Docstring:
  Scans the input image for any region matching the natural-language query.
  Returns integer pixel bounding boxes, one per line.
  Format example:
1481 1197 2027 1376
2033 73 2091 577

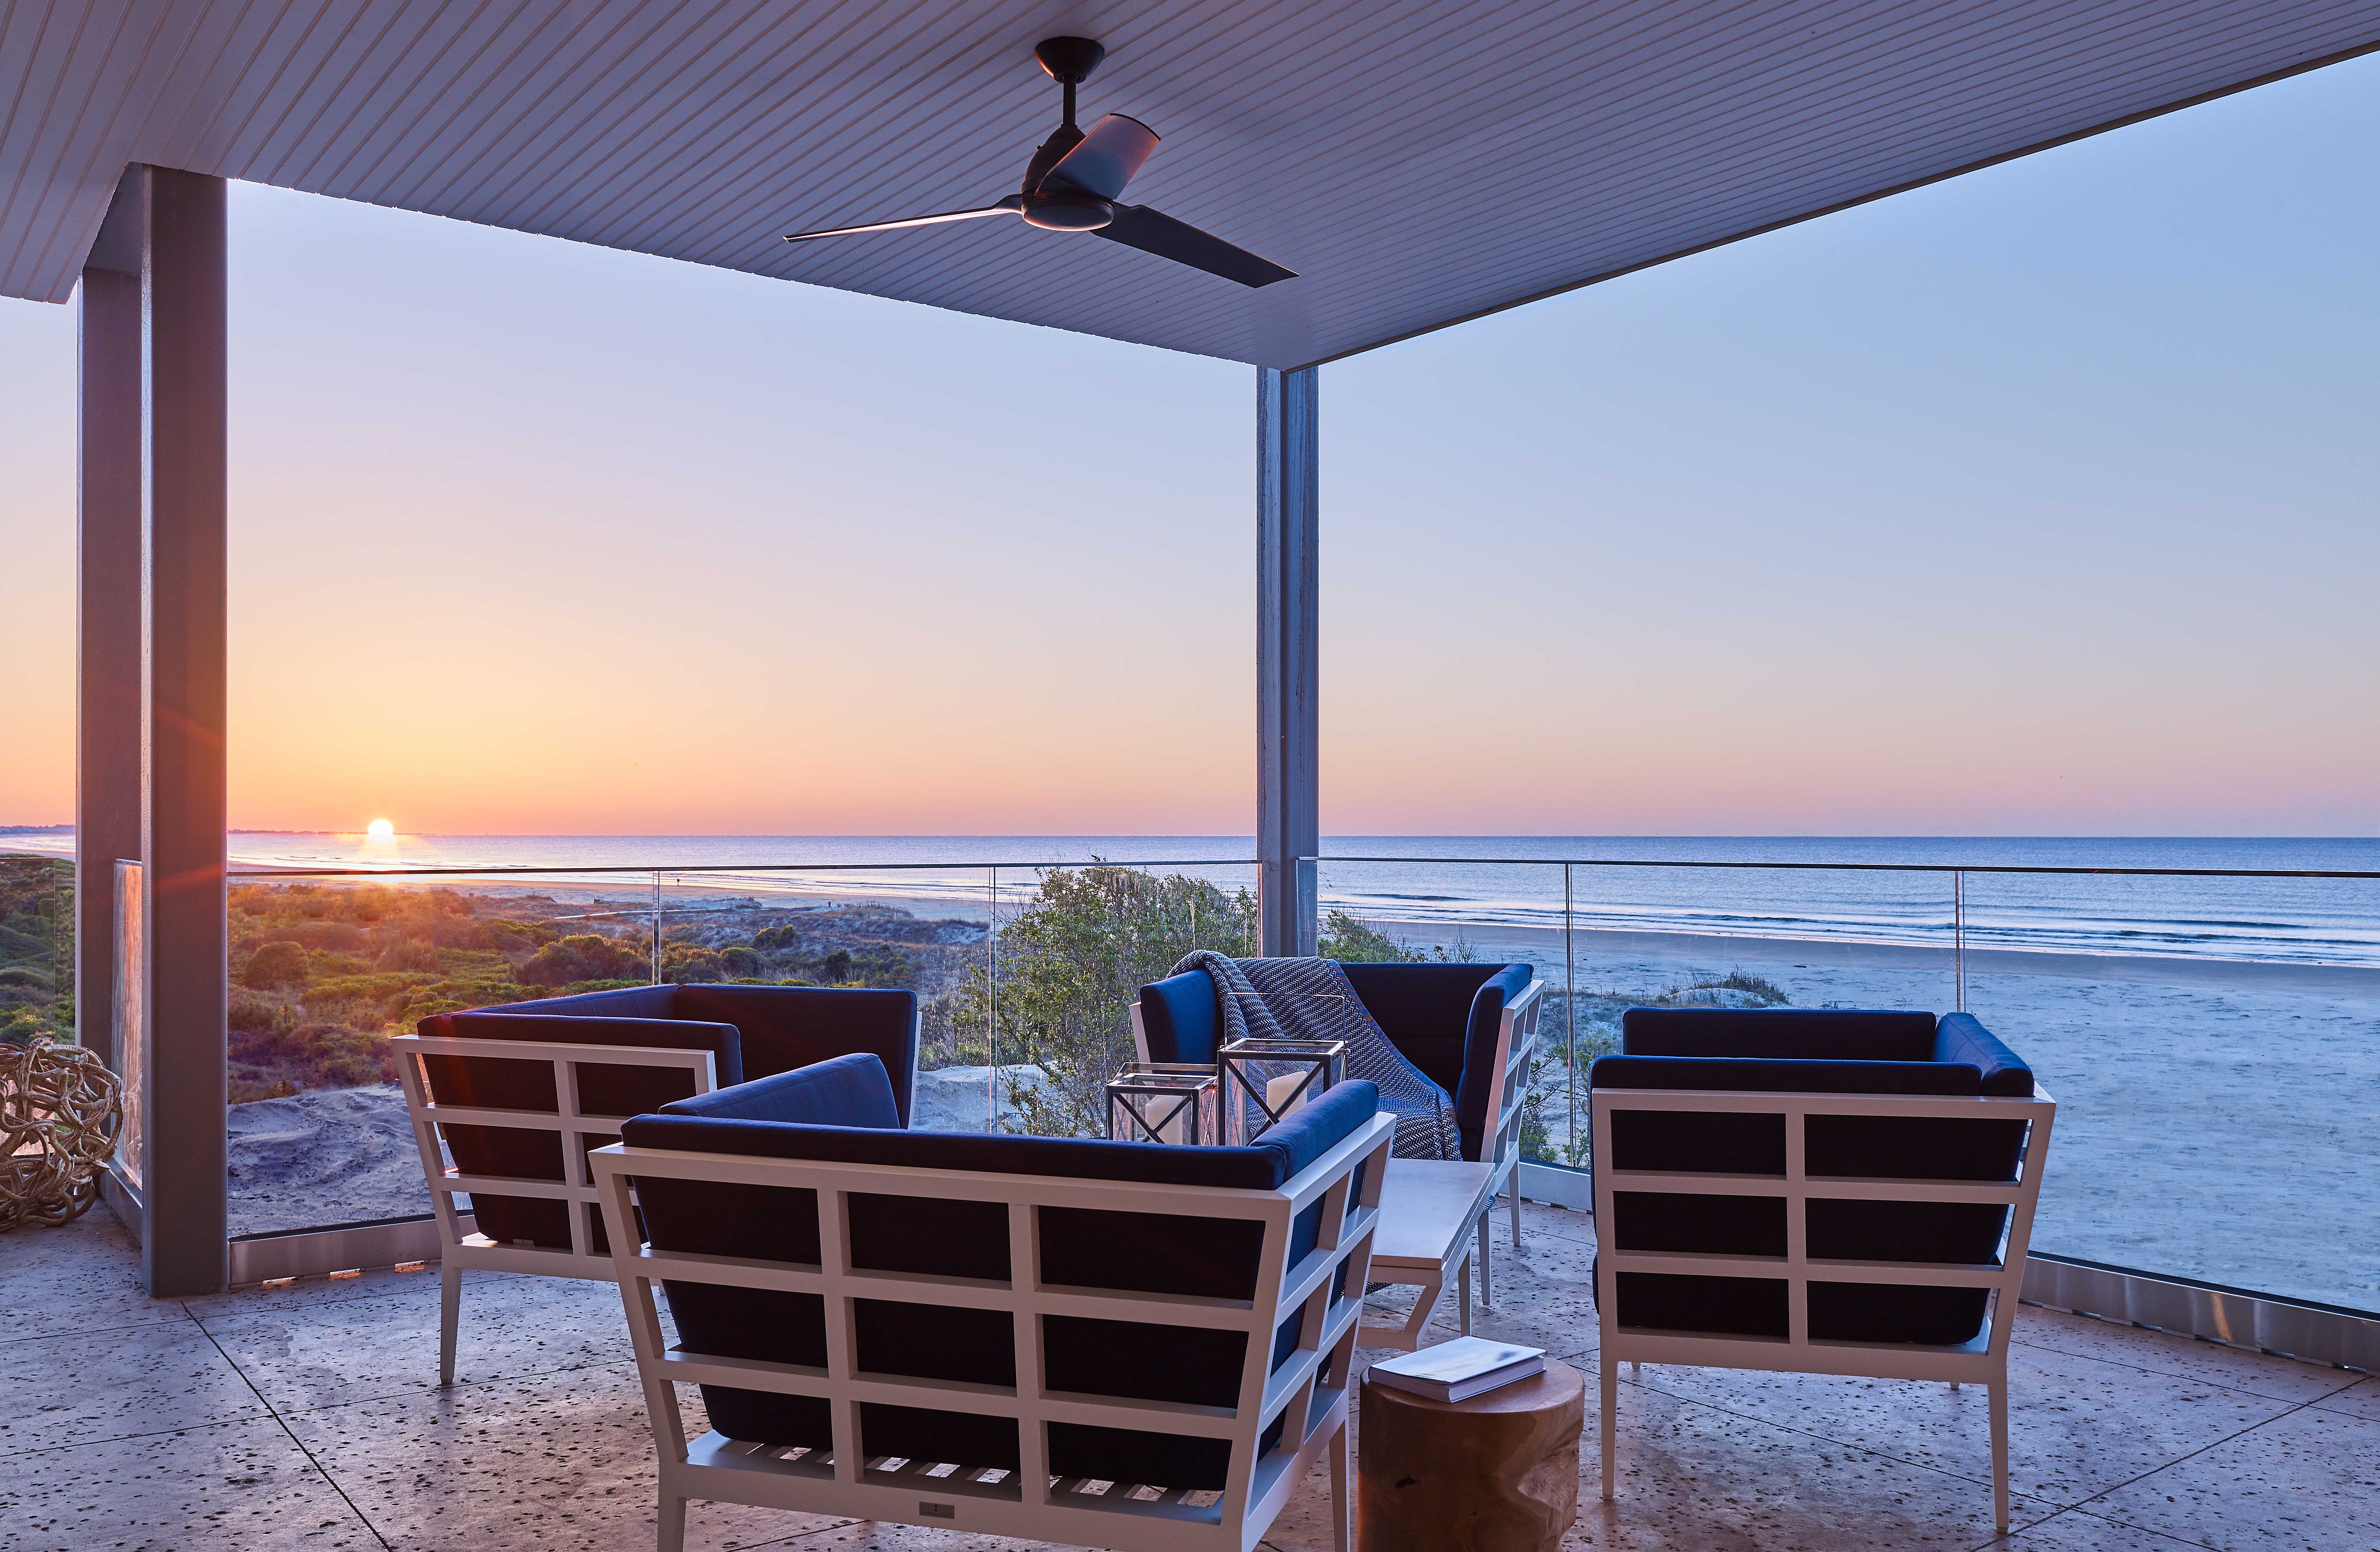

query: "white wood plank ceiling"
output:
5 1 2377 368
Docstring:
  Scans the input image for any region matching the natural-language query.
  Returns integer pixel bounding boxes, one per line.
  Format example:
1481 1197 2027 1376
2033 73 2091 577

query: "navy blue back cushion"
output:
1591 1009 2032 1346
625 1079 1380 1486
413 1007 744 1254
1137 971 1221 1064
1620 1007 1939 1061
1339 962 1532 1162
1932 1011 2035 1097
670 985 917 1117
661 1052 901 1129
447 982 918 1121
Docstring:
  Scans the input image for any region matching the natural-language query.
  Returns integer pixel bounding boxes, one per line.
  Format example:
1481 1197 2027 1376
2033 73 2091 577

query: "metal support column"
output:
93 165 230 1296
1256 365 1318 957
77 176 145 1076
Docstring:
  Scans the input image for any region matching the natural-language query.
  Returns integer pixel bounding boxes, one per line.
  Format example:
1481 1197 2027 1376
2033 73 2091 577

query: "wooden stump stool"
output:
1357 1359 1583 1552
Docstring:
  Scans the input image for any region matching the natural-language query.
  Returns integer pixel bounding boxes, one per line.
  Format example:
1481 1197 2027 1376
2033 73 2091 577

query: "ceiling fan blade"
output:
783 197 1021 243
1094 205 1296 287
1037 114 1160 199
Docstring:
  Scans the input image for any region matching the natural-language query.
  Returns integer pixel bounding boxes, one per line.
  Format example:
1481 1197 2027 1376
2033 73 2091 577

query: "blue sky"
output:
1 51 2373 836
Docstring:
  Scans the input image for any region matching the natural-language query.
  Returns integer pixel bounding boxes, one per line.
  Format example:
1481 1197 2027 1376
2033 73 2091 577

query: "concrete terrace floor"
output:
4 1203 2377 1552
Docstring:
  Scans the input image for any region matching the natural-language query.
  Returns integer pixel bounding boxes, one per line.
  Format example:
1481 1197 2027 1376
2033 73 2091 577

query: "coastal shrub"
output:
375 938 442 973
718 945 764 977
520 933 649 986
243 940 311 989
307 971 439 1002
1318 911 1424 963
1653 970 1791 1009
661 945 724 983
958 865 1259 1138
227 991 293 1036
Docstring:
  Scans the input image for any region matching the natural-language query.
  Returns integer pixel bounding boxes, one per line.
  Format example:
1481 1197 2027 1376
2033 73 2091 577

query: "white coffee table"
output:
1358 1157 1498 1351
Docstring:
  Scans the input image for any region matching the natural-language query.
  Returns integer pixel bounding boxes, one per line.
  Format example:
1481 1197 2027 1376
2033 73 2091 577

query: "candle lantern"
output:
1103 1063 1221 1146
1218 1037 1348 1146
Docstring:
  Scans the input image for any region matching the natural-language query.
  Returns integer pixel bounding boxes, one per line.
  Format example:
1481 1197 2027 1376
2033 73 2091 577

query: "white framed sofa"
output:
1589 1007 2055 1531
594 1053 1393 1552
395 983 918 1386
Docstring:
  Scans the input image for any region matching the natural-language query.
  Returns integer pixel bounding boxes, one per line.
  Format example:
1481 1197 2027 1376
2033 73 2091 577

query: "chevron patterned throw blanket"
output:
1172 951 1458 1160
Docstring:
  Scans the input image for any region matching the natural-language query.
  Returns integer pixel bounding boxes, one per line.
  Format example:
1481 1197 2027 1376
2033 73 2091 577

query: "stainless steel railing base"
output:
2022 1253 2379 1373
225 1213 473 1286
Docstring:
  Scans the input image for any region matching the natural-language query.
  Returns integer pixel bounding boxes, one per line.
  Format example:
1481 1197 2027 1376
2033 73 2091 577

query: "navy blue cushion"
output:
669 985 917 1117
626 1080 1380 1486
660 1052 901 1130
1137 970 1221 1064
1619 1007 1939 1061
412 1008 744 1254
1590 1009 2032 1347
1933 1011 2035 1097
448 982 918 1123
1336 960 1499 1093
1338 962 1531 1163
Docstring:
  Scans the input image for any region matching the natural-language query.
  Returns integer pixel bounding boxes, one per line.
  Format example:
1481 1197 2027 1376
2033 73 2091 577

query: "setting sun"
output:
366 819 395 839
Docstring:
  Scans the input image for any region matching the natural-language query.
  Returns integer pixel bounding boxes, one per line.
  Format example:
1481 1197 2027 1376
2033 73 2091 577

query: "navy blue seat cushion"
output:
1339 962 1529 1162
1590 1008 2033 1346
1137 970 1221 1065
412 1007 745 1254
457 982 918 1120
626 1077 1380 1486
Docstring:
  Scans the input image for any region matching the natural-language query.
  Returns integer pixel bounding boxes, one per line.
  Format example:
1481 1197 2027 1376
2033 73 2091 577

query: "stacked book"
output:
1366 1336 1546 1403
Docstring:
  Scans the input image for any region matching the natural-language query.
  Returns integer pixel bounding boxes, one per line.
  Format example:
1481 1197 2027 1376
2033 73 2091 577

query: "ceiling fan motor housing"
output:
1033 36 1106 85
1021 189 1115 230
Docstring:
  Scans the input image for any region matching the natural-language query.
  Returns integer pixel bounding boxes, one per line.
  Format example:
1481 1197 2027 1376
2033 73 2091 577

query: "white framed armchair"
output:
594 1054 1393 1552
1590 1007 2055 1532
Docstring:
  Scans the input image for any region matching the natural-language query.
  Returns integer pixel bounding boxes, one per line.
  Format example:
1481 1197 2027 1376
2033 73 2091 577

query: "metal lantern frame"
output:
1103 1062 1221 1146
1218 1036 1348 1146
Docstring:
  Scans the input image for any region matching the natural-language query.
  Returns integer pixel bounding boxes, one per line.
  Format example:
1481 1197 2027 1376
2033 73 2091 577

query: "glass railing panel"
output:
0 852 75 1048
654 863 1000 1134
974 859 1263 1139
1961 869 2380 1313
1314 857 1579 1165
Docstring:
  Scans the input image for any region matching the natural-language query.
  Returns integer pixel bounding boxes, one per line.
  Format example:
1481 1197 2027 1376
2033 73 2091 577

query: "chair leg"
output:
1328 1416 1353 1552
1478 1214 1494 1310
438 1260 461 1388
1600 1351 1618 1501
657 1489 687 1552
1509 1178 1523 1252
1459 1252 1473 1336
1990 1380 2010 1533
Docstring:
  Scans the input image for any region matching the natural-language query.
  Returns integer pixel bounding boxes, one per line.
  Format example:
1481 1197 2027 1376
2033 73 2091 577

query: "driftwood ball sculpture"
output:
0 1037 124 1232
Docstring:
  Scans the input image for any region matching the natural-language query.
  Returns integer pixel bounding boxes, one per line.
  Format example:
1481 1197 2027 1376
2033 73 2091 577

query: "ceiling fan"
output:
781 37 1296 288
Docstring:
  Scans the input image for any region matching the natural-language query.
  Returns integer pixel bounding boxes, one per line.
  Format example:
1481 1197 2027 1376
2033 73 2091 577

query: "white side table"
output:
1359 1157 1497 1351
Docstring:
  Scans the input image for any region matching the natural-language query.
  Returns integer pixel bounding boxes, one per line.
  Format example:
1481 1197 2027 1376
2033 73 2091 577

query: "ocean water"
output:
8 831 2377 967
